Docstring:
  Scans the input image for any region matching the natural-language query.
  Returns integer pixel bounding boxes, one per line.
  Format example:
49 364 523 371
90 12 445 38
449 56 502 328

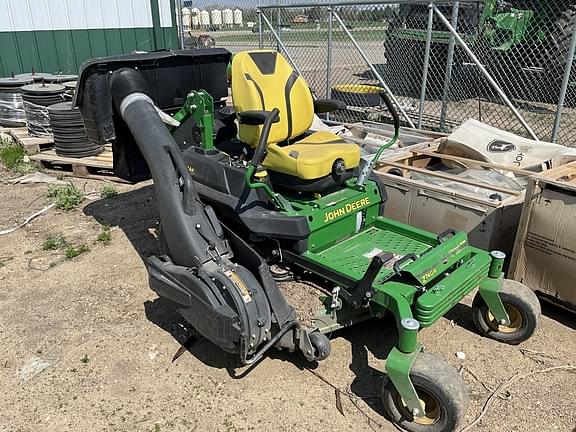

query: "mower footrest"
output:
414 250 490 327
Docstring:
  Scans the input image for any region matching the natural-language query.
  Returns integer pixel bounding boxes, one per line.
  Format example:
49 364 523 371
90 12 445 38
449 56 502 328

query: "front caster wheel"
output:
308 331 331 361
472 279 541 345
381 352 468 432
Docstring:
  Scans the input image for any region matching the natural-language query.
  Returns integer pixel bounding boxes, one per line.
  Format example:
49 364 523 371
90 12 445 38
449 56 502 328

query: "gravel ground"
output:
0 168 575 432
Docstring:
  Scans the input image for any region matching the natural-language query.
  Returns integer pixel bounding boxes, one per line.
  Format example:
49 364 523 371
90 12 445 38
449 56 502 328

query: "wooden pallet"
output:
9 127 54 155
29 147 122 182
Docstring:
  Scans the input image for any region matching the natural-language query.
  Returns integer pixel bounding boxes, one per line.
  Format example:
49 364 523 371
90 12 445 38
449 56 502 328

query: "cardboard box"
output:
510 162 576 309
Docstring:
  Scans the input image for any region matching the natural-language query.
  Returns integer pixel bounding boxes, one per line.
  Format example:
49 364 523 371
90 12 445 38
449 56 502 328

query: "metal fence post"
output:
276 0 282 54
175 0 185 49
258 9 264 49
432 4 539 141
326 7 334 120
439 1 459 132
551 27 576 143
417 2 434 129
332 10 416 128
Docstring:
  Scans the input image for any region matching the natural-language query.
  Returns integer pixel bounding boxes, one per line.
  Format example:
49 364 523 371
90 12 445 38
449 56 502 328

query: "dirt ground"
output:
1 166 575 432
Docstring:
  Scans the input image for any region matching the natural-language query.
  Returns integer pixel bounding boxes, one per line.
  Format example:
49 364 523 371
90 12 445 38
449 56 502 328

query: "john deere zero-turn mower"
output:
75 48 540 432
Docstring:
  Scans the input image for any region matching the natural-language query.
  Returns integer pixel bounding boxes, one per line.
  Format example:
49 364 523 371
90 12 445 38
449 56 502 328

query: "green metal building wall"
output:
0 0 179 77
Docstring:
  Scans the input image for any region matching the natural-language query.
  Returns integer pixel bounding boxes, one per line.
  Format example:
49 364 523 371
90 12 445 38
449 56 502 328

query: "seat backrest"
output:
231 50 314 147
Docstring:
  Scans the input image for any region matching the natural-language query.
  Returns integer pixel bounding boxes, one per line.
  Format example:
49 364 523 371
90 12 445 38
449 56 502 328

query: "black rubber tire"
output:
548 3 576 106
308 331 331 362
548 3 576 67
472 279 541 345
381 352 469 432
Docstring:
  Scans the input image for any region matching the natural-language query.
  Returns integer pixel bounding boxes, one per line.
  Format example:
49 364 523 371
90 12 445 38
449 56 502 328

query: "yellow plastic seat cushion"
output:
263 131 361 180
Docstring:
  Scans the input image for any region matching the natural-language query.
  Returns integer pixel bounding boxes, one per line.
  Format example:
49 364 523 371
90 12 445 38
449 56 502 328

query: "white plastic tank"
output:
210 9 222 27
190 8 200 28
233 9 243 27
181 7 191 31
222 9 233 27
200 10 210 27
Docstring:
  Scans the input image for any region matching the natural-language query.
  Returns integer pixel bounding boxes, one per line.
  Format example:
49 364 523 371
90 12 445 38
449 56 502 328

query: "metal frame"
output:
325 7 334 121
439 1 460 132
551 27 576 143
176 0 185 49
417 2 434 129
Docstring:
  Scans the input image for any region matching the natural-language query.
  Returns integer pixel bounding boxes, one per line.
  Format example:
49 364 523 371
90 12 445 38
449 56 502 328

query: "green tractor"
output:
384 0 576 104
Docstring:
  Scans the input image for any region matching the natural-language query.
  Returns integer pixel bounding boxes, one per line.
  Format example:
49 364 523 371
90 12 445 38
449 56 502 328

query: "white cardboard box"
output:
510 161 576 309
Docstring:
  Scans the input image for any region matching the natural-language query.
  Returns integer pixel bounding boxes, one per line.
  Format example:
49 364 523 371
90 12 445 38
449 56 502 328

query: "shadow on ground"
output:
540 299 576 330
84 185 160 262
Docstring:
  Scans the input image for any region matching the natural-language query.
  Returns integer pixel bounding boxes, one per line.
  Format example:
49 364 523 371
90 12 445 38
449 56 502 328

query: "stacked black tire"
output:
0 77 32 127
48 102 103 157
21 83 66 136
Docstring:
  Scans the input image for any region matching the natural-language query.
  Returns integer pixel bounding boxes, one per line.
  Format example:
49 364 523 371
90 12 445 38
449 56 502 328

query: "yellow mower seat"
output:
264 132 359 180
231 51 360 181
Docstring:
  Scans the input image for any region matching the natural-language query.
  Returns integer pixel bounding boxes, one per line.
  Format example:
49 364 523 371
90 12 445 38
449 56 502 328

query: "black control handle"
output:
250 108 280 169
379 91 400 133
393 253 418 274
437 229 457 243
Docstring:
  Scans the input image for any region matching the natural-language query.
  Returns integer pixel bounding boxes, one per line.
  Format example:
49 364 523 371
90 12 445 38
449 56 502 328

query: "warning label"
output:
525 232 576 262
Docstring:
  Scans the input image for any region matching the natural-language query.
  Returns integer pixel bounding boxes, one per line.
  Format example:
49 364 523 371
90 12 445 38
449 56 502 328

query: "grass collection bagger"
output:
74 48 540 432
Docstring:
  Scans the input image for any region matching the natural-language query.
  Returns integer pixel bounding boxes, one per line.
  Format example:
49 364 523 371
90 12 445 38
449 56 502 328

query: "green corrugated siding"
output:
0 27 176 76
0 0 178 76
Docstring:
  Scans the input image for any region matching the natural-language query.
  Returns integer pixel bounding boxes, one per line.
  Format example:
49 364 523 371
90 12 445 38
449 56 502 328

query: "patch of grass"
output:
41 234 90 263
0 141 36 174
42 234 69 251
96 225 112 245
0 261 5 268
48 183 84 210
64 244 89 260
152 425 161 432
100 184 118 199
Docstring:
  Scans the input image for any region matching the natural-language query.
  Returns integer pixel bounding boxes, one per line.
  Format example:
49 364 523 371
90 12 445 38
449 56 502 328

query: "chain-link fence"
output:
176 0 576 146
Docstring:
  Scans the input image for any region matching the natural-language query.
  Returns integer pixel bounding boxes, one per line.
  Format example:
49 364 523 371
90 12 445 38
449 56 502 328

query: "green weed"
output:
64 244 89 260
42 234 69 251
96 225 112 244
48 184 84 210
0 141 35 174
100 184 118 199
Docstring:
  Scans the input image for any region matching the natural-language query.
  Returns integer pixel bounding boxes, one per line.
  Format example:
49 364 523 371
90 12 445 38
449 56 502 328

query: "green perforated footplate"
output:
302 218 435 284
